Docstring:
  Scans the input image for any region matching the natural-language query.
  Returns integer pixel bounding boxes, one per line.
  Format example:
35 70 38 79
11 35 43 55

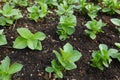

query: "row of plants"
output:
0 27 120 79
0 28 46 50
0 0 120 79
1 0 120 40
0 42 120 79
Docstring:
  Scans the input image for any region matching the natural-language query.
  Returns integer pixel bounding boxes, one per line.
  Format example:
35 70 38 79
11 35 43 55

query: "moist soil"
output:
0 6 120 80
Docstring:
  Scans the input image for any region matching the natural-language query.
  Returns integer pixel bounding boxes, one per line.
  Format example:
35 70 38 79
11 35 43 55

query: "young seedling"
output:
0 29 7 46
45 43 82 78
91 44 120 70
13 0 29 7
111 18 120 32
44 0 58 6
85 19 106 39
27 1 48 22
75 0 87 14
115 42 120 49
85 3 101 19
57 15 76 41
112 44 120 61
102 0 120 15
0 3 23 26
27 5 40 21
56 0 74 16
13 28 46 50
0 56 23 80
65 0 79 5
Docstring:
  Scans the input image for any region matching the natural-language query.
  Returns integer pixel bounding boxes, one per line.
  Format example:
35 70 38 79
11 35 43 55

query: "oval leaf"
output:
33 32 46 41
17 28 33 39
111 18 120 26
8 62 23 74
13 36 27 49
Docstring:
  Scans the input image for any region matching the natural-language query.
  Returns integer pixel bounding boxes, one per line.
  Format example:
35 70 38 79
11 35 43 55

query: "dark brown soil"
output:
0 5 120 80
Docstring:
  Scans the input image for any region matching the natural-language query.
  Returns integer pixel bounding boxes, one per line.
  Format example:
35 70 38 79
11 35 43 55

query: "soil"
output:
0 2 120 80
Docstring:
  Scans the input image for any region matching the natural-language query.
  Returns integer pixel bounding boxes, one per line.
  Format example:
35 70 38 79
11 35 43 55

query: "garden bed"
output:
0 0 120 80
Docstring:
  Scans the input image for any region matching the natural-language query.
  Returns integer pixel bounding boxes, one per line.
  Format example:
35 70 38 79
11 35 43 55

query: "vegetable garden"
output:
0 0 120 80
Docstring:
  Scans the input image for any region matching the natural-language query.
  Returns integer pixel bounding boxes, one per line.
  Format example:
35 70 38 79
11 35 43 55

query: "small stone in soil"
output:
26 52 29 55
11 51 14 53
111 35 115 37
88 50 92 52
21 73 24 76
11 36 14 39
71 79 76 80
74 38 77 41
30 74 33 76
25 25 28 28
48 35 50 37
38 73 42 77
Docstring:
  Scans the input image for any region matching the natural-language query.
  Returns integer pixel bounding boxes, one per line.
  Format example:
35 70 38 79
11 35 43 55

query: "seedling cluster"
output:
46 43 82 78
0 3 23 26
91 44 120 70
0 0 120 79
13 28 46 50
0 56 23 80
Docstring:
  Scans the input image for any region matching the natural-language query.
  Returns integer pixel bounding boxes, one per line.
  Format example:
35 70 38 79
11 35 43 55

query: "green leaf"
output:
27 5 41 21
35 41 42 50
60 48 72 61
2 75 11 80
13 36 27 49
13 0 29 7
17 28 33 39
60 15 76 28
115 9 120 14
63 43 73 52
27 39 38 50
0 17 7 26
111 18 120 26
108 49 118 55
56 69 63 78
102 8 111 13
6 18 13 24
2 3 13 16
51 60 63 78
99 44 108 52
0 56 10 72
90 33 96 39
45 67 54 72
27 5 40 13
33 32 46 41
102 61 109 67
59 34 68 41
88 13 97 19
13 10 23 19
53 50 66 68
57 1 74 16
39 2 48 18
0 29 3 34
63 27 75 35
0 35 7 46
115 42 120 48
29 13 39 21
0 30 7 47
69 50 82 62
110 53 120 61
64 61 77 70
8 62 23 74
